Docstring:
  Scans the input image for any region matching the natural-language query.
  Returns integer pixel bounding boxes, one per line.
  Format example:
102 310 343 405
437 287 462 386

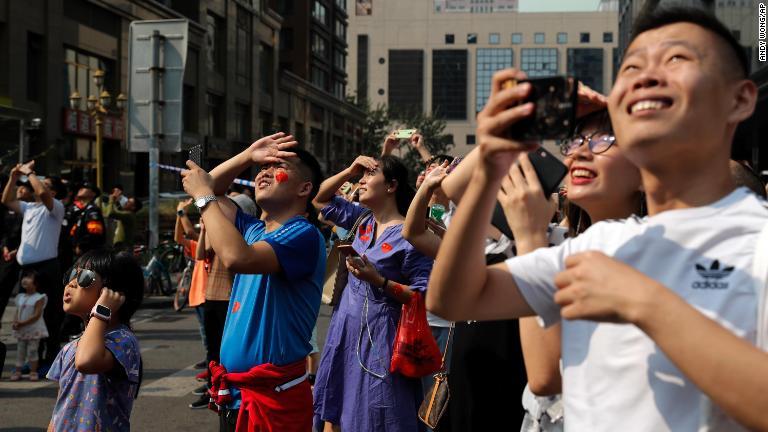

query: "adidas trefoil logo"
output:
692 260 734 289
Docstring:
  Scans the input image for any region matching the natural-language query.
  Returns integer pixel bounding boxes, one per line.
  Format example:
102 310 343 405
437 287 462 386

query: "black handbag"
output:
418 323 454 429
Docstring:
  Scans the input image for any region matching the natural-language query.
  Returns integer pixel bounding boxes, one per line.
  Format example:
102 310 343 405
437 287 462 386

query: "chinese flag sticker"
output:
381 243 393 253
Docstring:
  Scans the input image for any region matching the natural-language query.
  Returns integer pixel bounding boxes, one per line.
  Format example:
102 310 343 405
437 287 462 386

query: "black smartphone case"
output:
505 76 577 142
491 148 568 240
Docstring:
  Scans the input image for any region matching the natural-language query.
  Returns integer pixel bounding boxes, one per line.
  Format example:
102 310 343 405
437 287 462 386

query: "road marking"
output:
0 379 54 391
139 364 202 398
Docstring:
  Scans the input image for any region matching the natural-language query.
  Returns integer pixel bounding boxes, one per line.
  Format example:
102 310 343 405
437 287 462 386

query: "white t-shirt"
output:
17 200 65 265
506 188 768 432
13 292 49 340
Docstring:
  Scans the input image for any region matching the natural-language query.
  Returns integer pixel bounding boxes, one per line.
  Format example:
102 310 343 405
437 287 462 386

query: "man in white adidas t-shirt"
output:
428 7 768 432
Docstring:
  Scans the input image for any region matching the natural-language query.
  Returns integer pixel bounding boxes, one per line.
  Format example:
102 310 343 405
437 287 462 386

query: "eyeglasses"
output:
559 131 616 157
63 268 98 289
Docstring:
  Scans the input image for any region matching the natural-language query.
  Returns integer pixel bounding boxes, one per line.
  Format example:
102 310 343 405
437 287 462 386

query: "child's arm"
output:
16 298 44 327
75 288 125 374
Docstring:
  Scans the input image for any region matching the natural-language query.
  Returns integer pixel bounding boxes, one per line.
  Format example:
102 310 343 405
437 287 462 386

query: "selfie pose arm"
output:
428 69 537 322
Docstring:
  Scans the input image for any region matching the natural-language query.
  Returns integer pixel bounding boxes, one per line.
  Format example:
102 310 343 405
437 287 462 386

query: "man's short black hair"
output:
630 6 749 77
292 148 324 202
130 196 143 212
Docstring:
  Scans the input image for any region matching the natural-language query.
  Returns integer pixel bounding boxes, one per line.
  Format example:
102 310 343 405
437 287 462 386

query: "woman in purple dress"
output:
312 155 433 432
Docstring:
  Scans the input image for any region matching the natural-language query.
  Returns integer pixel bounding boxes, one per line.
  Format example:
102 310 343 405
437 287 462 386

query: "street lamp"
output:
70 69 125 189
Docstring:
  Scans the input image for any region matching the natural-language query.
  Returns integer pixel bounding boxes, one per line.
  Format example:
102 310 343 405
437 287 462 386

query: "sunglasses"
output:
559 131 616 157
63 268 99 289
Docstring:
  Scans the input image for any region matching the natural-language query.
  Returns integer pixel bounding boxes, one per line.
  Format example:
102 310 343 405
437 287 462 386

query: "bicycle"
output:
173 254 195 311
134 243 175 296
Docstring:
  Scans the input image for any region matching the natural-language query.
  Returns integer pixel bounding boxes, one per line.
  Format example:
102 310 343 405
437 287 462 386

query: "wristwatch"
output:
90 304 111 323
177 209 185 216
194 195 217 210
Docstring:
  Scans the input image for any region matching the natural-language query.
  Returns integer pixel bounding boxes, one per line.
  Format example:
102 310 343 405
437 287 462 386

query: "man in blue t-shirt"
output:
181 132 325 432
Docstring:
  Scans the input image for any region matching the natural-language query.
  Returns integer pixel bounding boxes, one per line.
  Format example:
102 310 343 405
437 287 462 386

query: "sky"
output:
518 0 602 12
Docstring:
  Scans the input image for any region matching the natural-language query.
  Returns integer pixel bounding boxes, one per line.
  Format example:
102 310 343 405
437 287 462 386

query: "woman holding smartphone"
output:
312 155 433 432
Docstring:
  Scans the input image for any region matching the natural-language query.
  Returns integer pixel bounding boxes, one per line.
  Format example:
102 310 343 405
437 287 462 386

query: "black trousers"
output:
204 300 229 364
20 258 63 365
219 408 238 432
0 258 20 325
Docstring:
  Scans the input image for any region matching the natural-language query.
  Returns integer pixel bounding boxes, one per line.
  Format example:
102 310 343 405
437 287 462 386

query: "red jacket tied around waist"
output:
208 359 312 432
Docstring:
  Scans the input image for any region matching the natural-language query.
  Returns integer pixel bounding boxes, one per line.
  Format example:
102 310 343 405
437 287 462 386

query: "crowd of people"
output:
0 6 767 432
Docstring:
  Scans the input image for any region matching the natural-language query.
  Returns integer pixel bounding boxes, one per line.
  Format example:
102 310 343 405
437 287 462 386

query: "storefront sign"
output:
63 108 125 140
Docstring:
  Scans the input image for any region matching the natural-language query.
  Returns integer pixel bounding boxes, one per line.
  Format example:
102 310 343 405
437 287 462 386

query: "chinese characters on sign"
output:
63 108 125 140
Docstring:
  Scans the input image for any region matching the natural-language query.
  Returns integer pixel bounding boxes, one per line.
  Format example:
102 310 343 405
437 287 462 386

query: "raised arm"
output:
313 156 377 210
1 164 22 214
497 154 562 395
174 199 195 244
182 161 281 274
427 69 537 322
195 223 207 260
554 251 768 431
75 288 123 374
402 161 449 259
409 133 433 164
23 162 53 211
381 132 399 157
208 132 297 196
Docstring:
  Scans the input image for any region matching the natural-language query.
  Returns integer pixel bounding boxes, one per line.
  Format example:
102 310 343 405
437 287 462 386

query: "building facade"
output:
346 2 618 156
0 0 363 202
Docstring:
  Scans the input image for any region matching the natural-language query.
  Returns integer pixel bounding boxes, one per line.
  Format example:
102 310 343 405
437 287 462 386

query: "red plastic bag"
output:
390 291 442 378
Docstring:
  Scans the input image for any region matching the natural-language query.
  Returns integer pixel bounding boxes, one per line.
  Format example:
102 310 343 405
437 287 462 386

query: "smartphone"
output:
490 147 568 240
337 243 360 257
188 144 202 166
503 76 577 142
394 129 417 139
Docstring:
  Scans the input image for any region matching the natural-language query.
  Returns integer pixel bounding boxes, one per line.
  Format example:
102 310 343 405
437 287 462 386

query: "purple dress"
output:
314 197 433 431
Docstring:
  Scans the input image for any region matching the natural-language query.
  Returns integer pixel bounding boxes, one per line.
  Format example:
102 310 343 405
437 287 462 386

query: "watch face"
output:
196 197 207 208
96 304 111 317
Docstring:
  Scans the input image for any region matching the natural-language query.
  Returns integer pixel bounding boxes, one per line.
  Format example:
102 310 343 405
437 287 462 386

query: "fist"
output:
97 287 125 314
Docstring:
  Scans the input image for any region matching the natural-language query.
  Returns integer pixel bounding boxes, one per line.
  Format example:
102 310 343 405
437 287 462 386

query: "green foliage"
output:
354 100 454 179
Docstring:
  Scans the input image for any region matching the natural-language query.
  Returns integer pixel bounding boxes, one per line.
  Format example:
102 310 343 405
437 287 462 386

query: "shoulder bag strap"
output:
342 209 372 243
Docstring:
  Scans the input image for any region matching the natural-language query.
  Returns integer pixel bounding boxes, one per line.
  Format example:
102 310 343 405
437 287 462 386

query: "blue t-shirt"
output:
47 325 141 432
220 211 325 373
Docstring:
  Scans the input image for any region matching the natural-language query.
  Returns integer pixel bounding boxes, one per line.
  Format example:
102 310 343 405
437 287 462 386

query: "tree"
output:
354 100 455 180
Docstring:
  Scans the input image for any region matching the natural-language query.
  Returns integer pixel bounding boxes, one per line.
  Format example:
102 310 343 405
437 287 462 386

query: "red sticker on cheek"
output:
275 171 289 183
381 243 393 253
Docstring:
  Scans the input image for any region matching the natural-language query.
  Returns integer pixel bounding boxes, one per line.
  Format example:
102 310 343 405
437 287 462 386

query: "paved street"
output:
0 296 333 431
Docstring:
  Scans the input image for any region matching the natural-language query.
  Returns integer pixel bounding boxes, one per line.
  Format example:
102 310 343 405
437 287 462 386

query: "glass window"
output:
511 33 522 44
557 32 568 44
489 33 500 45
234 103 251 141
206 93 224 137
183 85 197 133
335 19 347 39
476 48 513 112
207 12 226 74
259 43 274 94
603 32 613 43
357 35 369 101
334 50 346 70
520 48 558 77
236 6 252 88
333 80 345 99
433 49 468 120
312 1 327 25
534 33 545 44
568 48 604 93
389 50 424 115
311 32 328 58
445 34 455 44
580 32 590 43
467 33 477 44
466 134 476 145
336 0 346 10
311 66 328 90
